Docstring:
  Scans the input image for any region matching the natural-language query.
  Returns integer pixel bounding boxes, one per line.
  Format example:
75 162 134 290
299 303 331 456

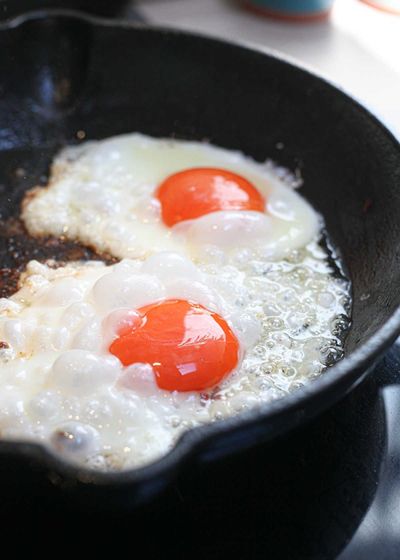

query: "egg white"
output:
21 133 319 263
0 245 350 470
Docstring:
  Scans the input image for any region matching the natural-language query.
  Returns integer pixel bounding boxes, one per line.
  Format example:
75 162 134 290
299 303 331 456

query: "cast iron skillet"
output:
0 10 400 510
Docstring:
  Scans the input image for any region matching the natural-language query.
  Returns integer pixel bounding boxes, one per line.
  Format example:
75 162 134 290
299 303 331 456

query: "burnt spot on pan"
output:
0 217 116 298
0 144 117 299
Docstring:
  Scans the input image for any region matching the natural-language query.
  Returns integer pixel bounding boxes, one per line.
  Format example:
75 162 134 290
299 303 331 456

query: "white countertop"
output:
135 0 400 137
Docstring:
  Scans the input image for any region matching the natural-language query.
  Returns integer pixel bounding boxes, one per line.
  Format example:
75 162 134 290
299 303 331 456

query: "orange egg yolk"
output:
156 167 265 227
109 299 239 392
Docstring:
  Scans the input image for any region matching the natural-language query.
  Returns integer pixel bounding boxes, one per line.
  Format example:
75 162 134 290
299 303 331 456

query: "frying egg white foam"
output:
21 133 319 263
3 132 352 470
0 248 350 471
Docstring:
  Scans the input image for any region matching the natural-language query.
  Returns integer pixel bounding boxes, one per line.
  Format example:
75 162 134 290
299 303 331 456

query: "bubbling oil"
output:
171 234 351 427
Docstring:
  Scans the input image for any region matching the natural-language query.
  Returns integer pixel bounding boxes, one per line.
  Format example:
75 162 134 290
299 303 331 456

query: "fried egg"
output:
0 246 350 470
21 133 319 263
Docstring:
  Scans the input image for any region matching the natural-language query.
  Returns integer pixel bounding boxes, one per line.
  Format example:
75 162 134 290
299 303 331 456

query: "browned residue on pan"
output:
0 217 116 298
20 186 42 211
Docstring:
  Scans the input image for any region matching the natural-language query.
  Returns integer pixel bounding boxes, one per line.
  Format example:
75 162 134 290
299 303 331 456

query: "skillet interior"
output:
0 11 400 507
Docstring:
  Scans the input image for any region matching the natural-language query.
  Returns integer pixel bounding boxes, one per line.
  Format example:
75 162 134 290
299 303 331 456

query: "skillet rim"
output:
0 8 399 487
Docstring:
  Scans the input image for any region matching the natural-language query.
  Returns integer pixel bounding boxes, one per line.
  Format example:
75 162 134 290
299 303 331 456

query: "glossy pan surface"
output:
0 11 400 509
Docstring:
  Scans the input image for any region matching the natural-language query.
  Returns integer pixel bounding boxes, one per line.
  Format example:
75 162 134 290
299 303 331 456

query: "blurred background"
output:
0 0 399 136
136 0 400 134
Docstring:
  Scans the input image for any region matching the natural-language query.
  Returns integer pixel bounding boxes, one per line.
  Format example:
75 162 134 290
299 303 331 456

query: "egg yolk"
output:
156 167 265 227
109 299 239 392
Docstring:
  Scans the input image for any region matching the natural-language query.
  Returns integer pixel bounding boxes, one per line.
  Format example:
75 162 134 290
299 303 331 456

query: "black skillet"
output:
0 10 400 511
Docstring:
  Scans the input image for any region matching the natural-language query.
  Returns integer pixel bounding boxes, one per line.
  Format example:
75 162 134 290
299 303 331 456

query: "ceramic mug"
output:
246 0 335 21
